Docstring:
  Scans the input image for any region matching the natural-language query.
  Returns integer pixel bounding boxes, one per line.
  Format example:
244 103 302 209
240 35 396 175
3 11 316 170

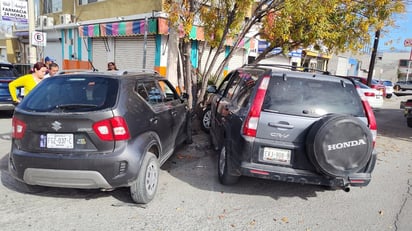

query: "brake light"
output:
93 116 130 141
12 117 26 139
405 101 412 107
364 92 375 97
243 76 270 137
361 99 377 147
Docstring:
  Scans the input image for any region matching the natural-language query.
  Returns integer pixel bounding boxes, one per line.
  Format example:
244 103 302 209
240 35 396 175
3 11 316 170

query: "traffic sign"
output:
404 38 412 47
31 31 47 46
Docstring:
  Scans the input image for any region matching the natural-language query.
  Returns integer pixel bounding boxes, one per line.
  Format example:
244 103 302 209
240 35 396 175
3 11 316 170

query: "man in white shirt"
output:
44 63 59 78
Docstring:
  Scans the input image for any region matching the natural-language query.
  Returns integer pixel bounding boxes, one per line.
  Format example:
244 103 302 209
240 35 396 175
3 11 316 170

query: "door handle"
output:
150 117 158 124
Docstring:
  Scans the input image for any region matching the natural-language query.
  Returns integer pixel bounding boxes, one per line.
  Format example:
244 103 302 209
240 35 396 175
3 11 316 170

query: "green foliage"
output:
259 0 406 56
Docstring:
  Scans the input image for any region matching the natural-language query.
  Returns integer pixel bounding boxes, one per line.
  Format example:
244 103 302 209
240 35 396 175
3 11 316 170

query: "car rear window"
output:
263 76 365 117
0 64 18 78
19 76 119 112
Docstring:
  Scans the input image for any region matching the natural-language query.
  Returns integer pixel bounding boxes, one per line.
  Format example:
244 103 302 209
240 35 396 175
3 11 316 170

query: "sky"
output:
378 3 412 52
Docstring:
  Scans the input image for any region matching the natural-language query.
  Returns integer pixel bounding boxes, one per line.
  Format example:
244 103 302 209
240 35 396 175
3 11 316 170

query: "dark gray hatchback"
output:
208 65 377 191
9 71 191 204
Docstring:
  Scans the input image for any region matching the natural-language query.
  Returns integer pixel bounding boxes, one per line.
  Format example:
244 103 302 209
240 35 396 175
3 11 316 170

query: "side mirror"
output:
181 92 189 99
207 85 217 93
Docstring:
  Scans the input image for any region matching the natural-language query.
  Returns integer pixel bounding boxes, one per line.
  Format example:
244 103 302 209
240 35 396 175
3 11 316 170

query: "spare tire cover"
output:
306 114 373 177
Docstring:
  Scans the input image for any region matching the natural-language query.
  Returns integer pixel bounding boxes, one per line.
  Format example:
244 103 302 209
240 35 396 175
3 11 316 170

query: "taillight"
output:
242 76 270 137
405 101 412 107
12 117 26 139
93 116 130 141
361 99 377 147
364 92 375 97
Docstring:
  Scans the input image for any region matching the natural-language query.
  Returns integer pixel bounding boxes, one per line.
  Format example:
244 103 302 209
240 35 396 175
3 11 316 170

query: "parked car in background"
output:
349 76 386 98
355 80 384 109
0 62 21 112
394 80 412 91
378 80 394 99
206 64 377 192
9 70 192 204
400 98 412 127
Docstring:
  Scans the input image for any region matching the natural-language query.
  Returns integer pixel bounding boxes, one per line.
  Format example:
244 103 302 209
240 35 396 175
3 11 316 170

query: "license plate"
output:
46 133 74 149
262 147 291 164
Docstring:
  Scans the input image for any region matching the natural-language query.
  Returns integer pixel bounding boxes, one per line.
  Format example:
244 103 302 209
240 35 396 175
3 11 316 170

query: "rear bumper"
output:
0 102 15 111
8 145 144 189
239 163 372 187
234 150 377 188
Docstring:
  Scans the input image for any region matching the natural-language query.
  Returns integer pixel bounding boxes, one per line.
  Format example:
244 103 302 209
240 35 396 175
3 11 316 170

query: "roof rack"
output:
116 69 159 75
243 63 330 75
56 69 96 75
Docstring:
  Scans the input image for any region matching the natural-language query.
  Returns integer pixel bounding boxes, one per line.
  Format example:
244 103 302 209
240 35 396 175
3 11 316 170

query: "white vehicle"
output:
355 81 384 109
379 80 394 99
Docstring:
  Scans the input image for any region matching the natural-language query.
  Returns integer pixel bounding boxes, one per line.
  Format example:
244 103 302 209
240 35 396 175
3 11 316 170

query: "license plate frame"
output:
46 133 74 149
261 147 291 165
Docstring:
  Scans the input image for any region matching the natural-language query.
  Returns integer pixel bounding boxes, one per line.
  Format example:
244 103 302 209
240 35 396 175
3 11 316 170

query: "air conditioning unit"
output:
46 17 54 27
37 15 48 27
60 14 72 24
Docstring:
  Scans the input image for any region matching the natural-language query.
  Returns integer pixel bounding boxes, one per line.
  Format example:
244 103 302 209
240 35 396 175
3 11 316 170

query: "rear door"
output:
135 79 175 157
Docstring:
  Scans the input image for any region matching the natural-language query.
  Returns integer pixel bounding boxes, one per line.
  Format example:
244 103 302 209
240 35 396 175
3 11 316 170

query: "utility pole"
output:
367 29 380 86
28 0 37 64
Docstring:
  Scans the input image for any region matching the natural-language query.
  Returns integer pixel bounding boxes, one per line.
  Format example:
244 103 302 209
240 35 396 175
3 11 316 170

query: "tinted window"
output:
0 64 18 78
19 76 119 112
264 77 364 117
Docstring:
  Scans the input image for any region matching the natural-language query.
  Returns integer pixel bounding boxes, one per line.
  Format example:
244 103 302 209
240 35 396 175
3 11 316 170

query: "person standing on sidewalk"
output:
8 62 48 104
44 63 60 78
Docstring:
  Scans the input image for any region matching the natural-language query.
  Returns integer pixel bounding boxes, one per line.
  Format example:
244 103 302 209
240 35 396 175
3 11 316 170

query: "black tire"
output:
218 142 240 185
394 85 401 91
130 152 159 204
407 118 412 128
386 94 392 99
306 114 373 177
200 107 211 133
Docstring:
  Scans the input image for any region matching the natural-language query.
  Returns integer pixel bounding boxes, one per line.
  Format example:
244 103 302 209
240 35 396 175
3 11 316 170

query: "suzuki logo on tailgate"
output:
51 121 62 131
327 139 366 151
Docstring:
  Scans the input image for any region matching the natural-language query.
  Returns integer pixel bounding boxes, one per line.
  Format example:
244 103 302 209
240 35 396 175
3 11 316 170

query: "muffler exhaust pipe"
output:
343 187 350 192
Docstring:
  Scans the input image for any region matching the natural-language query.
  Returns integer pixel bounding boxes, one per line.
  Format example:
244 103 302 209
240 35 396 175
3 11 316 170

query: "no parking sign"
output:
31 31 47 46
404 38 412 47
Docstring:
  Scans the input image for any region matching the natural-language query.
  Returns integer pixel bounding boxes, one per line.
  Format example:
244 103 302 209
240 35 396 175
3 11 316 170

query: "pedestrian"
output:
44 56 55 69
8 62 47 104
107 62 118 71
44 62 60 78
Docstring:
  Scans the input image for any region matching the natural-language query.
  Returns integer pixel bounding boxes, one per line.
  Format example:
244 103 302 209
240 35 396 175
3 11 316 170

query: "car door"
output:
210 71 240 149
157 79 188 147
136 80 175 158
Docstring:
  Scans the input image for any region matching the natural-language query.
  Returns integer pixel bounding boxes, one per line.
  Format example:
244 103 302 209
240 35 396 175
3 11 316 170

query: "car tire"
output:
218 142 240 185
130 152 159 204
306 114 373 177
200 107 211 133
386 94 392 99
407 118 412 128
394 85 401 91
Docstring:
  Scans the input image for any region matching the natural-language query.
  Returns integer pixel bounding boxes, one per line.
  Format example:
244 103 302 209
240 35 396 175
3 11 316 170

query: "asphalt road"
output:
0 95 411 231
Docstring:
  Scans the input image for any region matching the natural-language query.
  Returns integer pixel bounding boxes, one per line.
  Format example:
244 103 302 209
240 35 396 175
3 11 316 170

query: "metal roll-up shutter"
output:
228 48 246 71
336 57 349 76
114 35 156 70
200 42 226 76
92 38 109 71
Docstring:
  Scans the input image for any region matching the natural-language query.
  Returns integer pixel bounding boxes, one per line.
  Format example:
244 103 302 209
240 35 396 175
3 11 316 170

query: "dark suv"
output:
0 62 21 112
207 65 377 191
9 70 191 204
